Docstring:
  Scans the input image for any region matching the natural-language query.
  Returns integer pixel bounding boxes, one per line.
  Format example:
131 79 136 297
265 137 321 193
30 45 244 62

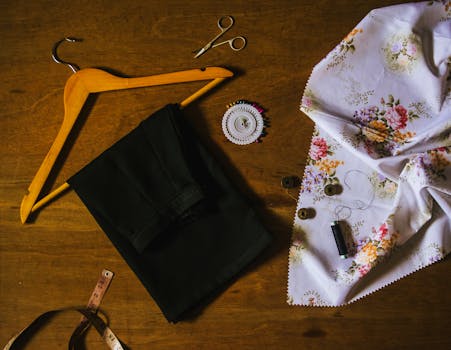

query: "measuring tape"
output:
70 269 117 349
3 269 124 350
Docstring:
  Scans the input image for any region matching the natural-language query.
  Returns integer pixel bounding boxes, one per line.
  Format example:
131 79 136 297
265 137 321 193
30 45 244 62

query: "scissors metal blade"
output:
194 41 213 58
194 47 207 58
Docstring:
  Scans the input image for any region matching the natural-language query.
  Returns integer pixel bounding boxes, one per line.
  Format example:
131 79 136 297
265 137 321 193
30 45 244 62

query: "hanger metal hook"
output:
52 37 83 73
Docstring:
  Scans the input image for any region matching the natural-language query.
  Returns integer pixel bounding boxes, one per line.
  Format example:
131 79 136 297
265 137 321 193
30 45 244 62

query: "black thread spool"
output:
331 221 348 259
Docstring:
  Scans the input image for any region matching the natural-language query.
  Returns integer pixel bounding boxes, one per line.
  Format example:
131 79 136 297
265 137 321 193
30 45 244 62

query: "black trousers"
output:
68 104 272 322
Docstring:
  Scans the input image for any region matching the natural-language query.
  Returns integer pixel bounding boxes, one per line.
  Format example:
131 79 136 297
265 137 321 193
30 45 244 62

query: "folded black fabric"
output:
68 104 272 322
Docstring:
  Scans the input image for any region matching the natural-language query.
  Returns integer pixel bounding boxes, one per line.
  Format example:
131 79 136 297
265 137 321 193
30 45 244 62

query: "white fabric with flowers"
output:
288 1 450 306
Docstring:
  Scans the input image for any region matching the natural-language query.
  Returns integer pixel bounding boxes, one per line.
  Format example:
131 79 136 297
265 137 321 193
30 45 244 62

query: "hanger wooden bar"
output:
31 182 70 214
79 67 231 92
20 67 233 223
179 76 228 108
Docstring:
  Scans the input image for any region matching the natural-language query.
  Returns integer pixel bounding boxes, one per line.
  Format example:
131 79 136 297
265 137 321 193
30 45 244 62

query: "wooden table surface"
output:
1 0 450 349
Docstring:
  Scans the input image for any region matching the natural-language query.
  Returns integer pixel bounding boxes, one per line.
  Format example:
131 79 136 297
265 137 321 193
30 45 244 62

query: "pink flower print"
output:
394 105 408 126
302 96 313 109
292 238 302 247
375 222 389 240
385 105 408 130
406 43 417 57
358 264 371 277
309 137 328 161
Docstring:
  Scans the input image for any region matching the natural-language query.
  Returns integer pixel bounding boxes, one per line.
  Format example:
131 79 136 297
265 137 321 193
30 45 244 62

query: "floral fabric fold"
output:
288 1 450 306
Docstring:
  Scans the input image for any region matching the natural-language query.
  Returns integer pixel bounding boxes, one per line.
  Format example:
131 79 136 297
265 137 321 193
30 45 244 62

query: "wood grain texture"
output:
1 0 449 349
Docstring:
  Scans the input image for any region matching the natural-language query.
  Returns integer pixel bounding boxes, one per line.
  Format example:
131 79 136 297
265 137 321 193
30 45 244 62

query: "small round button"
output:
324 184 335 196
324 184 342 196
297 208 315 220
281 176 300 189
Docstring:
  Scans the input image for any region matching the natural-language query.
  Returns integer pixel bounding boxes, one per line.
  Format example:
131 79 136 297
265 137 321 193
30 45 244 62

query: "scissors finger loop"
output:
229 36 246 51
217 15 234 31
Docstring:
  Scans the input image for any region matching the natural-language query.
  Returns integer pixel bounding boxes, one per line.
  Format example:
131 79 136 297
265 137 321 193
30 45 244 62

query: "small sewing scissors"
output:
194 15 246 58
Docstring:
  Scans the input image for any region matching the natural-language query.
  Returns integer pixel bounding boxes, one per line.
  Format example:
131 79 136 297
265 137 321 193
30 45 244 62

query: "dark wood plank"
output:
1 0 449 349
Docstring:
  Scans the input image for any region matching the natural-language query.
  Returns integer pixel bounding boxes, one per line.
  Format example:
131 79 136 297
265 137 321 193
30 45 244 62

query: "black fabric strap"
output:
3 308 124 350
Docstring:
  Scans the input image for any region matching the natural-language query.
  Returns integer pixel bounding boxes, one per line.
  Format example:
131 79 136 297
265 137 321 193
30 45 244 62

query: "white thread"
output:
334 169 375 220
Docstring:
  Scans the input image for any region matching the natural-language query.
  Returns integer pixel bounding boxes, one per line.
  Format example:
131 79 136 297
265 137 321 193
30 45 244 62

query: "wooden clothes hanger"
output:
20 37 233 223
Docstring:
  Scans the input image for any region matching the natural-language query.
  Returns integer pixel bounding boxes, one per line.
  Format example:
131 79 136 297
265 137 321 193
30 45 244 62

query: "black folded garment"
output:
68 104 272 322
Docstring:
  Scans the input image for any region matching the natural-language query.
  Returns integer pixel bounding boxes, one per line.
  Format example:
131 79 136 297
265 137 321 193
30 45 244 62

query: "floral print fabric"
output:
353 95 418 157
288 2 451 306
